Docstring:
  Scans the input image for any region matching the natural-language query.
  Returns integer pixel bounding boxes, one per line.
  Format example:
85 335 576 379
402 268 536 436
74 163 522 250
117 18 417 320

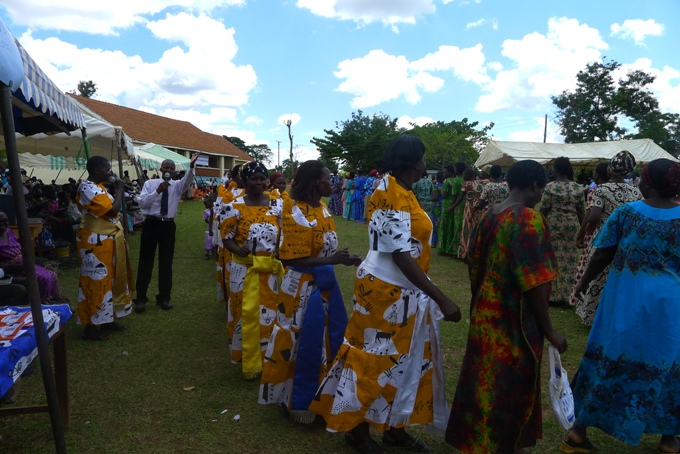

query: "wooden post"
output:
0 83 67 453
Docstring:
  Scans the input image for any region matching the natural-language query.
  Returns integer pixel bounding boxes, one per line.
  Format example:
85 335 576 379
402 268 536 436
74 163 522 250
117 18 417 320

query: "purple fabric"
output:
0 229 59 302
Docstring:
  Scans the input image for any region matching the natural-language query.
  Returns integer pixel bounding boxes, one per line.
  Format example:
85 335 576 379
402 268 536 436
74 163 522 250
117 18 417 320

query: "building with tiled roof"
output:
70 94 252 178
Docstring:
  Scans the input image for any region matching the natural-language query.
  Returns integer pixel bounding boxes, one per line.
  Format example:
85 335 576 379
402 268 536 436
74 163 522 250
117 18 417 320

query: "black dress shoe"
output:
156 300 173 310
134 301 146 313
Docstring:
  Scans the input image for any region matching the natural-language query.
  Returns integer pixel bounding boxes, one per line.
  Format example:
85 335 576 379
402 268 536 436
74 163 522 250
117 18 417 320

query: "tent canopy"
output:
134 142 190 171
11 39 84 135
9 109 134 165
475 139 678 169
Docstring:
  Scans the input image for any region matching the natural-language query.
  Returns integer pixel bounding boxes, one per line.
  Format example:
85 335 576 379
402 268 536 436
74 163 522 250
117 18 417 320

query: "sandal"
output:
382 428 431 452
345 432 385 454
81 325 109 341
560 433 596 453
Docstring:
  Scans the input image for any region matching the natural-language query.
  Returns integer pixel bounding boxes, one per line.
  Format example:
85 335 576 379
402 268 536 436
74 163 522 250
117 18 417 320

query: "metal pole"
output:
276 140 281 171
0 83 67 453
116 140 128 235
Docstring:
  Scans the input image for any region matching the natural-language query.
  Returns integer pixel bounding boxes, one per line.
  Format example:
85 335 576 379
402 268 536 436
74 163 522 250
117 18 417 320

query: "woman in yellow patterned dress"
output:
310 135 462 453
221 161 284 379
76 156 135 340
215 165 244 311
260 160 361 423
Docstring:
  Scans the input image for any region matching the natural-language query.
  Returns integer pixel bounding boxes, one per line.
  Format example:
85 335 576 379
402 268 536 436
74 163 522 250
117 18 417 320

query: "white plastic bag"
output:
548 345 575 430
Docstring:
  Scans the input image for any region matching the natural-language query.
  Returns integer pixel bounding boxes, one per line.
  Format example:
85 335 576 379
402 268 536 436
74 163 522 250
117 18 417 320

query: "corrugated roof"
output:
70 94 252 161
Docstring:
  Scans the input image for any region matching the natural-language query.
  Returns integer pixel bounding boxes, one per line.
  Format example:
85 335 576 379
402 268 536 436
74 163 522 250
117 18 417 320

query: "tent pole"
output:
117 140 128 235
82 127 91 159
0 83 67 454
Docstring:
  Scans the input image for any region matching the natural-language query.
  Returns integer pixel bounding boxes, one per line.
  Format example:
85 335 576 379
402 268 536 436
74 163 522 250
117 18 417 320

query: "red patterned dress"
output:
446 204 557 453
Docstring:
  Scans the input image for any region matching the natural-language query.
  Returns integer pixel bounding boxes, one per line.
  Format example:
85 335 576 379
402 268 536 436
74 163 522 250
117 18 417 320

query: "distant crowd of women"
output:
203 135 680 454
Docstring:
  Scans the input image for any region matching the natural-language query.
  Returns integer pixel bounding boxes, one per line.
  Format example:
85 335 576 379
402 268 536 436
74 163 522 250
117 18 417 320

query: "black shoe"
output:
82 325 109 341
382 428 431 452
134 300 146 313
156 300 173 310
345 432 385 454
101 321 127 331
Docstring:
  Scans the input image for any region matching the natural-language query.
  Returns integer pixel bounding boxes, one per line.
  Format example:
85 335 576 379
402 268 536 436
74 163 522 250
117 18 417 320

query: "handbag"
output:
548 345 575 430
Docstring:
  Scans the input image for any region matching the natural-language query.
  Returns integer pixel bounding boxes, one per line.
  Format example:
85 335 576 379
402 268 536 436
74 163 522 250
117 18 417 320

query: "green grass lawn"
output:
0 200 660 453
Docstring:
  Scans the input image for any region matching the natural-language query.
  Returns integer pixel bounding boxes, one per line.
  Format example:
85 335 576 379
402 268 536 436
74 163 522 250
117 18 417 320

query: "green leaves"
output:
552 59 679 157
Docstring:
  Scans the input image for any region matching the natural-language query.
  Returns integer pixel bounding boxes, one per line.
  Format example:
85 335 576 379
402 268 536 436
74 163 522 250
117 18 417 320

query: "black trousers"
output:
135 217 176 303
0 283 28 305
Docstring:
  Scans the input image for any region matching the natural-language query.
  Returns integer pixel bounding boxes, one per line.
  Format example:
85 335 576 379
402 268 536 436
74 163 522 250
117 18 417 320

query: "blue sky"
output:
1 0 678 165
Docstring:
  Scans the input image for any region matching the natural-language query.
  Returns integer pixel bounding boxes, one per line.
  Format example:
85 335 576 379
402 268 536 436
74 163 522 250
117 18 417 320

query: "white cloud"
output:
17 12 257 136
244 116 262 125
617 58 680 114
504 117 563 142
397 115 435 129
292 144 320 163
475 17 608 113
412 44 490 84
465 18 497 30
278 113 302 126
611 19 664 45
335 50 444 108
0 0 244 35
334 44 489 108
296 0 436 29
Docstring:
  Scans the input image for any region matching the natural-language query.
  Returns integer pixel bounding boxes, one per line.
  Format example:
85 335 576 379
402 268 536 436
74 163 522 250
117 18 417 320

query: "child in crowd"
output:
202 195 216 260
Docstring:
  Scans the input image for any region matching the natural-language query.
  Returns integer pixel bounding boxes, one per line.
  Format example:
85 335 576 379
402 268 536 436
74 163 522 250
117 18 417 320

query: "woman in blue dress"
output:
562 158 680 454
351 170 366 222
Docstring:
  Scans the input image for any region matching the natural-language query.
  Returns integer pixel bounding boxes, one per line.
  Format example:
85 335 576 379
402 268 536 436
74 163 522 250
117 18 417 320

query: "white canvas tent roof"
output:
475 139 678 168
134 142 190 171
4 97 135 167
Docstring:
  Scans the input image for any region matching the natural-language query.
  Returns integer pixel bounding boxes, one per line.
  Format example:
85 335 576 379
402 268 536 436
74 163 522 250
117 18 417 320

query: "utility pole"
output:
543 114 548 143
276 140 281 171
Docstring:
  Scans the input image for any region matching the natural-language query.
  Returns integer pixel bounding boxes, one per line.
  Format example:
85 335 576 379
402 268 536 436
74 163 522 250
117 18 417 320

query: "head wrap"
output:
240 161 268 181
641 159 680 198
608 150 636 178
345 172 350 178
269 172 285 185
370 169 378 176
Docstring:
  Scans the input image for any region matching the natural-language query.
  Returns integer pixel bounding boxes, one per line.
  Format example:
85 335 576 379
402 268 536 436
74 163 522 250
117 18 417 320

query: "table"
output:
0 304 71 425
9 218 44 257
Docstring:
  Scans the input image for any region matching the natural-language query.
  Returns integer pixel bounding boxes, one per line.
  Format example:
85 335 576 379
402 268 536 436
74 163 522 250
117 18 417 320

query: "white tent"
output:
7 96 134 166
134 142 190 171
475 139 678 168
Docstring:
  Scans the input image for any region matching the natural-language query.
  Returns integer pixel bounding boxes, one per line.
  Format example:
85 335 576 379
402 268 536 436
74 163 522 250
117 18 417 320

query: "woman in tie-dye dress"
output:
260 160 360 424
310 135 461 453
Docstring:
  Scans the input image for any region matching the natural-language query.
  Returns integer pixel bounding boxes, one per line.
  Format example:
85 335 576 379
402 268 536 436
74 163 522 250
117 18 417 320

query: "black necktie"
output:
160 186 169 216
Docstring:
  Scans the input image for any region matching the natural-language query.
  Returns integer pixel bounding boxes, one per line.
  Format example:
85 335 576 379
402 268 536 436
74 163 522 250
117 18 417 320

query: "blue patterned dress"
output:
572 201 680 445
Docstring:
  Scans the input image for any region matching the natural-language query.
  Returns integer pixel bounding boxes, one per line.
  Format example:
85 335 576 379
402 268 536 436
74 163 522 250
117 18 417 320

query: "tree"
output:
77 80 97 98
223 136 273 164
312 110 400 172
283 119 296 175
552 59 680 156
406 119 494 168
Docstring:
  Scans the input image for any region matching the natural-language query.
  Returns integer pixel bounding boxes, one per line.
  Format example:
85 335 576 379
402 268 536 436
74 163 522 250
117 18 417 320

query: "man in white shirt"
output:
133 153 200 312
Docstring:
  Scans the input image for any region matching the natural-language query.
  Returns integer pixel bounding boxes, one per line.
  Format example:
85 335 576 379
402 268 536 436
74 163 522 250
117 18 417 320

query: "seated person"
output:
0 211 59 303
0 267 27 306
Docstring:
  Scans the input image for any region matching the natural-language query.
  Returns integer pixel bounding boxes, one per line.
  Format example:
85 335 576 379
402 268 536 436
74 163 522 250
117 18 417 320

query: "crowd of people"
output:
2 137 680 453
